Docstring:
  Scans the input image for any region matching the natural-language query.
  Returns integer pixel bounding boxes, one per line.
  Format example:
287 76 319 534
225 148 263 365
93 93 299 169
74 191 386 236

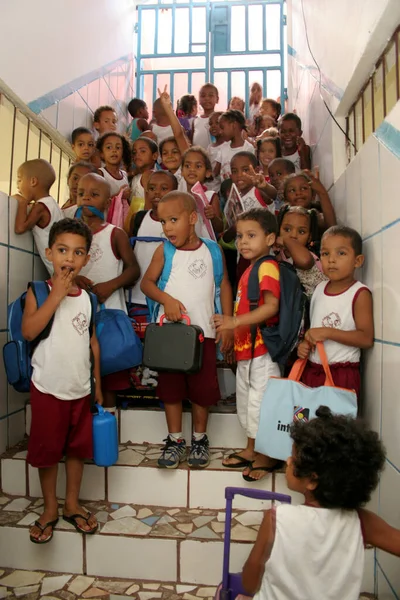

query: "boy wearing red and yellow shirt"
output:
214 208 281 482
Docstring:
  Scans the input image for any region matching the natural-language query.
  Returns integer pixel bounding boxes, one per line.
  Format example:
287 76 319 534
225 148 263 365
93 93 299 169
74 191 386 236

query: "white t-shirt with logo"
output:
217 140 256 180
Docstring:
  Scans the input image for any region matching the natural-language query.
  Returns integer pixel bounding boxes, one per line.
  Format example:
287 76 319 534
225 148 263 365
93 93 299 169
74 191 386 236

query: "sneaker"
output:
188 434 210 469
158 436 187 469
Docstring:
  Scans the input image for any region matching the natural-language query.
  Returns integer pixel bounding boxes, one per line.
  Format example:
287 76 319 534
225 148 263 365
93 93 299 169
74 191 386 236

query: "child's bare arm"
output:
14 195 48 234
222 224 236 243
141 244 186 321
204 194 223 234
22 270 74 340
242 509 275 594
137 118 149 133
90 326 103 406
158 86 190 154
304 170 336 229
276 236 314 270
305 289 374 349
91 229 140 304
214 290 279 332
359 509 400 556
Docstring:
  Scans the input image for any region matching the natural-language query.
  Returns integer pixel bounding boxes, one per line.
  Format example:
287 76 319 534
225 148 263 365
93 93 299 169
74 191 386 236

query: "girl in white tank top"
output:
242 407 398 600
97 132 131 197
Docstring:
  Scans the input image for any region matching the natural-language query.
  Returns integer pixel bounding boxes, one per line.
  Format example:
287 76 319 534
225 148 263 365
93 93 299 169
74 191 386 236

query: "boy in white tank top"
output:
75 173 140 414
13 159 63 274
23 218 102 544
141 191 233 469
242 407 400 600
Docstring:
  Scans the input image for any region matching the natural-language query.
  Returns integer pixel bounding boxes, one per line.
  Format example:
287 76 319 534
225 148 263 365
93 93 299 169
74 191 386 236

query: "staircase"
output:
0 401 374 594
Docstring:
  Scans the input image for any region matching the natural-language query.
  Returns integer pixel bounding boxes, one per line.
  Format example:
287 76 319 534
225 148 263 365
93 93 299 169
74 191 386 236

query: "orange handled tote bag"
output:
255 342 358 461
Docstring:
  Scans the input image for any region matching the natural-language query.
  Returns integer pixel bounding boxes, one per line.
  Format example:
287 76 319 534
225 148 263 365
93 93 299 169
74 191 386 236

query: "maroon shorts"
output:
101 369 131 392
27 383 93 468
157 338 221 407
301 361 361 400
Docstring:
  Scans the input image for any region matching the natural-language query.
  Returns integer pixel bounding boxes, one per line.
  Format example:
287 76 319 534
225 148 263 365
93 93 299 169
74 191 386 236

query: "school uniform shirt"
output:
206 144 222 193
62 205 78 219
99 167 129 197
308 280 370 364
33 196 63 275
157 241 216 338
240 186 274 214
234 259 280 361
31 286 92 400
193 116 211 149
80 223 127 313
256 504 364 600
282 149 301 172
151 123 173 145
130 210 165 305
217 140 256 180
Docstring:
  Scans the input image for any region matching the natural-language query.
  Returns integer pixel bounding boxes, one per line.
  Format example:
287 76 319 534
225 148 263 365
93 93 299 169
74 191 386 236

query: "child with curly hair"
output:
242 406 400 600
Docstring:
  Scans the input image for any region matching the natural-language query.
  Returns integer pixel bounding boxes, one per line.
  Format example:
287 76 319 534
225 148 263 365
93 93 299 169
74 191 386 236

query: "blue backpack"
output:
3 281 96 393
247 256 306 365
147 238 224 322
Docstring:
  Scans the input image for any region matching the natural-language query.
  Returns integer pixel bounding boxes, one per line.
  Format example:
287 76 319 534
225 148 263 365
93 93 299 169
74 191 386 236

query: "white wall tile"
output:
120 409 191 445
361 548 375 594
108 465 188 507
0 246 8 330
207 413 247 449
7 384 29 415
0 191 9 245
189 470 272 510
180 540 251 585
0 333 8 418
379 143 400 230
1 457 26 495
7 408 25 447
377 564 397 599
57 95 75 139
41 104 58 130
86 534 177 581
345 154 362 233
0 419 6 454
381 344 400 470
313 119 334 191
8 248 34 303
362 343 382 435
33 255 48 281
382 223 400 343
360 136 381 239
377 552 400 599
29 463 105 501
362 234 382 339
0 527 83 573
8 196 34 253
330 170 346 225
379 460 400 529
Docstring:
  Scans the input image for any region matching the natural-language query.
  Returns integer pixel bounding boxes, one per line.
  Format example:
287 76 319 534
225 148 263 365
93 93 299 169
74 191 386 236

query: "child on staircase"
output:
141 191 233 469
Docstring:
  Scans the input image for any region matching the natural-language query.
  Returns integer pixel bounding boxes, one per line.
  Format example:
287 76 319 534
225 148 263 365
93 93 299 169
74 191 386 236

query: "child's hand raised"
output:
240 165 267 190
157 85 171 107
303 169 326 196
163 297 187 322
51 268 75 301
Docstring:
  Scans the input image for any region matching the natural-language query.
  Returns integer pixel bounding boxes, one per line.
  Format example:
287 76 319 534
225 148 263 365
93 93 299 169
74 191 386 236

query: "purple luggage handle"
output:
221 487 291 600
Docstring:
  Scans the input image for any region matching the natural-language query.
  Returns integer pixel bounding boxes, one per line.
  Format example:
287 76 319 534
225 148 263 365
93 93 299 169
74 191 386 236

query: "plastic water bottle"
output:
92 404 118 467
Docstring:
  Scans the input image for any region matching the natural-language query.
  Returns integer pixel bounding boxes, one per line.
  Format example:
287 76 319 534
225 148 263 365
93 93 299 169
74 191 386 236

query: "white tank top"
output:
283 149 301 172
80 224 127 313
193 117 211 149
157 241 216 338
151 124 173 145
130 173 145 200
257 504 364 600
33 196 63 275
309 280 370 364
62 205 78 219
130 211 165 305
206 144 222 193
99 167 129 197
31 286 92 400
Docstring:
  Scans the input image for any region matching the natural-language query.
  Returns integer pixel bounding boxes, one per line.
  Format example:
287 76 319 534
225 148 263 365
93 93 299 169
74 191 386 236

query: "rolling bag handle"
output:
159 314 191 326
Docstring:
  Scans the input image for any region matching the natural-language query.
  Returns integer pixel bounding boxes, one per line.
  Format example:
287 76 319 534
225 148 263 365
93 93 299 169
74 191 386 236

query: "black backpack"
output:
247 256 306 365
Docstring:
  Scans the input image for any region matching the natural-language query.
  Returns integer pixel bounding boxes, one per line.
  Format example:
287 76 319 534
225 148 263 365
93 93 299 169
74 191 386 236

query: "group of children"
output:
9 82 400 598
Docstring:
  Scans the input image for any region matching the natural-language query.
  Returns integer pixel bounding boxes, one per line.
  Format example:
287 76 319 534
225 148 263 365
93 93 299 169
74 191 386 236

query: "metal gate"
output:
135 0 286 113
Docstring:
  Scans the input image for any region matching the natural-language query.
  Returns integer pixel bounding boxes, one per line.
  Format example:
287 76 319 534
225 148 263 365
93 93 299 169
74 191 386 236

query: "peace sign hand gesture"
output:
157 85 171 107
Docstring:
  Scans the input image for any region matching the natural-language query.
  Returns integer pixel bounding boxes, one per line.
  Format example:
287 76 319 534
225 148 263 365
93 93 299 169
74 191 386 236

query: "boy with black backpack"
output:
214 208 304 482
22 218 102 544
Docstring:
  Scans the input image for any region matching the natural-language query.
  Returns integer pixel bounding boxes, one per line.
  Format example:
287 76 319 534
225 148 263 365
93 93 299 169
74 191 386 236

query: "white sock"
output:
169 432 183 442
193 432 206 441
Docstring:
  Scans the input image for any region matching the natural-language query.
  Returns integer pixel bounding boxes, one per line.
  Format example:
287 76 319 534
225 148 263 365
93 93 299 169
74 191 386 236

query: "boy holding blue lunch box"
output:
23 219 102 544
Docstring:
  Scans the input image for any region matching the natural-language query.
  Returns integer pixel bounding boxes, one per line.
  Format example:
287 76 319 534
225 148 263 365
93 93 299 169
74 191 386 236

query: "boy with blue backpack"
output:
214 208 304 482
141 191 233 469
22 218 102 543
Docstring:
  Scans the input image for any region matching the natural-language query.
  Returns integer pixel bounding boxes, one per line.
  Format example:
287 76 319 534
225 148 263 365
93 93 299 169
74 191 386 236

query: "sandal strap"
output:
65 511 91 523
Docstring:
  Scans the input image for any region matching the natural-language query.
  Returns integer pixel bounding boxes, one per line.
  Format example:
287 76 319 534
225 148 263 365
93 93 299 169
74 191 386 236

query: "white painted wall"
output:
0 0 135 104
288 1 400 597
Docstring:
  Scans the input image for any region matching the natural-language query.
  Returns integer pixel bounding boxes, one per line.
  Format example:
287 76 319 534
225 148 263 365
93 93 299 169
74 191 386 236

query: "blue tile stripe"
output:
0 242 35 255
374 121 400 160
0 407 25 422
374 339 400 348
377 562 399 599
287 44 344 101
28 53 134 114
363 216 400 242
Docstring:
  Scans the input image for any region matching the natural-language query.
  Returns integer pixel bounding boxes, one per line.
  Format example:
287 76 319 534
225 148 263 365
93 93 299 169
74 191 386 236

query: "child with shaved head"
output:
141 191 233 469
14 159 63 274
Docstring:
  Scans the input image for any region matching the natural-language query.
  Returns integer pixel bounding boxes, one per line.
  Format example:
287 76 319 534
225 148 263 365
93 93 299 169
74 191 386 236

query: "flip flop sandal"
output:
222 452 254 469
29 518 59 544
242 461 284 482
63 511 98 534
